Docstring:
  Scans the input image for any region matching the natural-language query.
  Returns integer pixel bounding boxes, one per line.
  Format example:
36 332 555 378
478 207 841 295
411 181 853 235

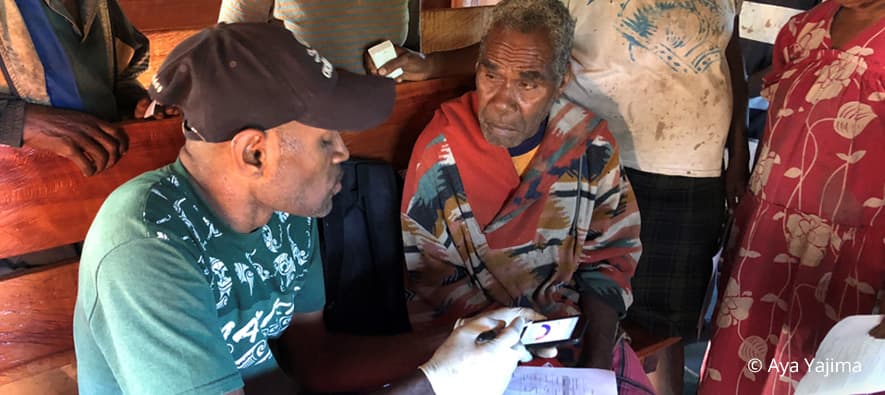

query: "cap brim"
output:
299 70 396 132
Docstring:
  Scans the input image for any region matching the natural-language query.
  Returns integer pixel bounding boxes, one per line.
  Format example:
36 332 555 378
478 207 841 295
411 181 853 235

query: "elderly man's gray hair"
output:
480 0 575 82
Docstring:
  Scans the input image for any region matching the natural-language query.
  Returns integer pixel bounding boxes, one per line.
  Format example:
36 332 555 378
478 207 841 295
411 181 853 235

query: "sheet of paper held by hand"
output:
504 366 617 395
796 314 885 395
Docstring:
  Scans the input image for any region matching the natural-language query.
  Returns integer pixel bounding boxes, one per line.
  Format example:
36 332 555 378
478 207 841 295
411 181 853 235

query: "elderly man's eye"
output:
520 81 538 90
484 72 497 81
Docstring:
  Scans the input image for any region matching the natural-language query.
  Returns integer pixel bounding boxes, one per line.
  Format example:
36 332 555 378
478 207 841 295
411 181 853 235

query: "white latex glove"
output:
453 307 559 360
420 309 531 395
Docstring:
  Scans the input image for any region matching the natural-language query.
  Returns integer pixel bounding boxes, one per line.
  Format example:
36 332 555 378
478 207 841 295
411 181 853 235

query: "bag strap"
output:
320 188 346 308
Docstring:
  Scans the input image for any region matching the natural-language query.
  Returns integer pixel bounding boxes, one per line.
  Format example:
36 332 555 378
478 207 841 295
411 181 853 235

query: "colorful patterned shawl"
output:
401 91 641 340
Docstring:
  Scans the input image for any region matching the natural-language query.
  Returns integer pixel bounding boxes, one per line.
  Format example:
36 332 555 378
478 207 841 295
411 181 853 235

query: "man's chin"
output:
480 128 521 148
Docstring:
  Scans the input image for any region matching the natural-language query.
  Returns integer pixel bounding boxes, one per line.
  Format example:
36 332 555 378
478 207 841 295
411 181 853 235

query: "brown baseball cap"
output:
149 23 395 142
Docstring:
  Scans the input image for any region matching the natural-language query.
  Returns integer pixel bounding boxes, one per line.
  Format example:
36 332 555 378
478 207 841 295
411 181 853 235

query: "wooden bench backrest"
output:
0 77 474 386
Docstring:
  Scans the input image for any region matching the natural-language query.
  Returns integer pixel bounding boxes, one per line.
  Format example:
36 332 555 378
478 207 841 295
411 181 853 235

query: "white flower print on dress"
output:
785 213 832 267
716 278 754 328
805 52 868 104
788 20 827 62
750 144 782 195
833 101 877 139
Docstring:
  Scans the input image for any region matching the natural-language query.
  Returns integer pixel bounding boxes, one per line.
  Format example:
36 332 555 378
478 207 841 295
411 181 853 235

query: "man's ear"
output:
230 129 267 177
558 61 573 93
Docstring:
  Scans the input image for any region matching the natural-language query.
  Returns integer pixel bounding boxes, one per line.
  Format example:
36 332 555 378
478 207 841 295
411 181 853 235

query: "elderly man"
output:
400 1 653 393
0 0 166 176
73 23 542 395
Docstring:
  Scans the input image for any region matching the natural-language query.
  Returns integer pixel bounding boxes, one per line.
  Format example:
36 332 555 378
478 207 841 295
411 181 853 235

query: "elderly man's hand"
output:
365 44 436 83
420 308 538 395
23 104 128 176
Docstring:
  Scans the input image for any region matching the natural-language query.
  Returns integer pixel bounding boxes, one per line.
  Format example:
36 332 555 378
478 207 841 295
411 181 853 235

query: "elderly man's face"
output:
476 25 566 148
260 121 349 217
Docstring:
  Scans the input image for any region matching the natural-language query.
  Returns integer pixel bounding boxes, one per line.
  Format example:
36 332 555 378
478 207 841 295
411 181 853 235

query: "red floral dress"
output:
699 3 885 394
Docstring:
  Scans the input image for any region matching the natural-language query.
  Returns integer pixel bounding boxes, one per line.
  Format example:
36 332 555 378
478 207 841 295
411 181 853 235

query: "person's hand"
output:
134 98 180 119
23 104 128 176
419 308 534 395
365 44 436 83
453 307 558 359
725 148 750 211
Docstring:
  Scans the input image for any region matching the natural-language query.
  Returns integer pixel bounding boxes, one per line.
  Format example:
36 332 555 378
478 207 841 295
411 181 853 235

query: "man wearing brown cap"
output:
73 23 544 395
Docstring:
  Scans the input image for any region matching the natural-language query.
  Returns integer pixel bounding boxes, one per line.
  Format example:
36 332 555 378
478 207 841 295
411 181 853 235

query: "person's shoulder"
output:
83 164 199 262
409 91 476 165
558 97 619 149
785 0 836 30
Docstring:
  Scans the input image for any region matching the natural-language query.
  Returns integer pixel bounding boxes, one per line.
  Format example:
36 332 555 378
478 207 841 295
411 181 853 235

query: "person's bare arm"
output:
366 43 480 82
277 311 449 393
578 294 617 369
725 15 750 211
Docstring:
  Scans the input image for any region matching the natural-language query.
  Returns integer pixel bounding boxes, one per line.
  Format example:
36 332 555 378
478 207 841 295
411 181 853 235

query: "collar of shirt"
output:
508 116 548 157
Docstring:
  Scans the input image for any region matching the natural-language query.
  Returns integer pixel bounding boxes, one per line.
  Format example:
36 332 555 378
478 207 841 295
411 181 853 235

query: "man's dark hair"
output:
480 0 576 82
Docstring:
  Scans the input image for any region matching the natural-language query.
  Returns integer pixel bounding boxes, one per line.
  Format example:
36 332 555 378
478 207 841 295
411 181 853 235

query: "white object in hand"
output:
420 308 534 395
368 40 403 79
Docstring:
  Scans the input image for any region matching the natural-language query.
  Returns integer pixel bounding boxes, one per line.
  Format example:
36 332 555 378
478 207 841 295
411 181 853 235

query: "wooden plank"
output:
420 6 494 53
0 263 79 375
342 76 474 170
0 351 76 388
139 29 202 88
0 118 185 258
621 319 682 361
118 0 221 32
0 78 472 258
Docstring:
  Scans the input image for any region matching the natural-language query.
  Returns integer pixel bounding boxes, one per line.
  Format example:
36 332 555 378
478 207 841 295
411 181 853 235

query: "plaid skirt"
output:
625 167 726 339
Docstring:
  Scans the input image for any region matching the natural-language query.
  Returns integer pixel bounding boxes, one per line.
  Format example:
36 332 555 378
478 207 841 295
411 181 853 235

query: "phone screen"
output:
519 316 581 345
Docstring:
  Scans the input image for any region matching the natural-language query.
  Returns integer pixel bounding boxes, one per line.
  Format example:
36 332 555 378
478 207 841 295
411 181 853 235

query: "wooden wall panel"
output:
0 263 79 381
420 6 494 53
342 76 474 170
118 0 221 32
139 29 202 87
0 77 473 258
0 118 185 258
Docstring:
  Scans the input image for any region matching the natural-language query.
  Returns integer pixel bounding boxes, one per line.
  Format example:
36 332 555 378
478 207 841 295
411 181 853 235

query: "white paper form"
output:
796 314 885 395
504 367 617 395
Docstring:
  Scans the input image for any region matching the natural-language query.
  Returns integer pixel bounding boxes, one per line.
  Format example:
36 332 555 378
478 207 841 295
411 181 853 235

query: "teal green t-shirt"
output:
73 160 325 395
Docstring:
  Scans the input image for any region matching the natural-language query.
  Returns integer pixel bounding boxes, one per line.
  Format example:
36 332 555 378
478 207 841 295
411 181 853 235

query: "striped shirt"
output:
219 0 408 74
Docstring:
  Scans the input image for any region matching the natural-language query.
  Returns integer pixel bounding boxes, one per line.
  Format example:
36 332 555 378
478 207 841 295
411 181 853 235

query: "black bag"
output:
320 159 411 335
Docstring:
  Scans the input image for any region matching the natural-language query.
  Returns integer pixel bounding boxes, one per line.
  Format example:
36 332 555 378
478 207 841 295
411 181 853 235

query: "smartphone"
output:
520 315 586 348
367 40 403 79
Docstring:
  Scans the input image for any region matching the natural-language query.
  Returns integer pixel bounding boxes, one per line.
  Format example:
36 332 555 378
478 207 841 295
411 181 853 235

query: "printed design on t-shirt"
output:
262 224 283 253
617 0 728 73
234 249 272 296
206 256 233 310
220 297 295 370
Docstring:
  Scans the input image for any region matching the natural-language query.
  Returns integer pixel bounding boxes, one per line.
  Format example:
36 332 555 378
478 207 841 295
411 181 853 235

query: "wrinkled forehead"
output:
480 25 556 78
